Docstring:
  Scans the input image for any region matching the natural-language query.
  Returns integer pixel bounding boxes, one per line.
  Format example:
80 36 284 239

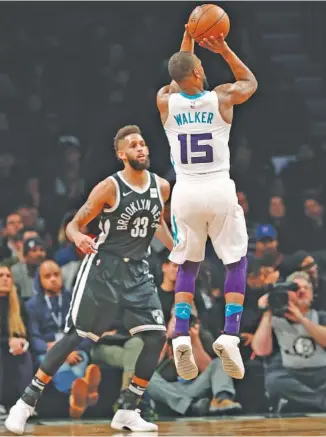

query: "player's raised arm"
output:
156 25 194 119
199 34 258 107
66 178 115 254
180 24 195 54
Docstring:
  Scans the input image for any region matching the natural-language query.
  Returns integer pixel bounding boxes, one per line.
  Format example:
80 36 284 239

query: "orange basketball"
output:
187 4 230 43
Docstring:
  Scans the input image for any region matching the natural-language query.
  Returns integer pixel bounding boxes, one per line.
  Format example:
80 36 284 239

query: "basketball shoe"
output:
213 334 245 379
111 409 158 432
172 335 198 380
5 399 34 435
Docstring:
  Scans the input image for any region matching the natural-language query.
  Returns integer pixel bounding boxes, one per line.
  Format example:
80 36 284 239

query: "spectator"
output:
279 250 326 312
150 201 172 260
11 237 46 299
252 271 326 412
0 212 24 263
16 204 45 232
157 256 178 325
157 254 207 326
0 266 33 413
54 212 81 267
240 159 278 218
247 257 280 291
0 227 41 270
25 260 100 418
280 143 320 199
297 194 326 252
193 259 226 340
18 227 40 243
237 191 257 254
91 326 144 411
61 253 84 291
8 228 42 269
41 136 85 237
239 257 280 359
0 151 25 219
250 224 284 269
195 261 215 317
16 204 52 250
266 196 296 254
148 313 242 416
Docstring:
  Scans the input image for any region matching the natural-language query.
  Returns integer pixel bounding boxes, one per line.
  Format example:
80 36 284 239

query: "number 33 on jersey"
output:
164 91 231 176
98 171 163 261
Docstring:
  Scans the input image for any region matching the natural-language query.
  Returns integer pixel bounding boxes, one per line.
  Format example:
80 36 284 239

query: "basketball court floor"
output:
1 414 326 436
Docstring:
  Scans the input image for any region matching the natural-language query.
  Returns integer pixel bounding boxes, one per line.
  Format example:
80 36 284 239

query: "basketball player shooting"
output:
156 24 258 381
5 125 173 434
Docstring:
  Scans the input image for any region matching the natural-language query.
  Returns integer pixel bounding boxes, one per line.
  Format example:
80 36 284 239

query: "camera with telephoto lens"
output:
266 281 299 317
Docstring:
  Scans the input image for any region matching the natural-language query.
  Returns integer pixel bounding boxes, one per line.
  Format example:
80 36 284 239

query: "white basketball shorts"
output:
169 173 248 265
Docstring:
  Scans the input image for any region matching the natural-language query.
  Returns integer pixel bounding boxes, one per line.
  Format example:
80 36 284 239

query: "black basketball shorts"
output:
64 251 166 341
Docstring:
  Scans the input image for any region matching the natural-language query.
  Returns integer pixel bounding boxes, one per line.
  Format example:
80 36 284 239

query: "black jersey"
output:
97 171 163 260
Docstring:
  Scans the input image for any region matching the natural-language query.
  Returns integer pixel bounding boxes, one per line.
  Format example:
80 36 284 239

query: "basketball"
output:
187 4 230 42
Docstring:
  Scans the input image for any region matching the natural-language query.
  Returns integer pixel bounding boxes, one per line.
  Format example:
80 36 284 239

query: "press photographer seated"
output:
252 271 326 412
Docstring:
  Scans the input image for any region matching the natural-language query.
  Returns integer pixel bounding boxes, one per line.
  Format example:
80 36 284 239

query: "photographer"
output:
252 272 326 411
279 250 326 311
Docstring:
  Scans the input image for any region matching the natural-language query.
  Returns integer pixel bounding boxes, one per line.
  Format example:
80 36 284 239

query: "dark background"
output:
1 1 326 419
0 2 325 237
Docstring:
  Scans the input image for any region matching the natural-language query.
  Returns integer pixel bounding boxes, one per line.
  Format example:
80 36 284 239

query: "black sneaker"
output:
191 398 211 416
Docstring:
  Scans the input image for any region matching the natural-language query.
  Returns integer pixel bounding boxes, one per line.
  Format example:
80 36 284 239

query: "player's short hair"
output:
114 125 142 152
168 51 196 83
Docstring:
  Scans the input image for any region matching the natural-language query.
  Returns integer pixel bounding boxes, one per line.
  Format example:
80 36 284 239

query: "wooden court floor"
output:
2 415 326 436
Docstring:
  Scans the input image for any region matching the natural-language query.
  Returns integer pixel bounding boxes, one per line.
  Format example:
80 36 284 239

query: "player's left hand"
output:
284 301 305 324
74 232 97 255
199 34 228 55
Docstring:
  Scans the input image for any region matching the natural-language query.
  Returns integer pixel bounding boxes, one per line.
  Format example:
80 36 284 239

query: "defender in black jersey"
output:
64 170 167 339
7 125 173 434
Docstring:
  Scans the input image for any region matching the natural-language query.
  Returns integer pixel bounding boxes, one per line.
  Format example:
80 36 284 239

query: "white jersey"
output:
164 91 231 178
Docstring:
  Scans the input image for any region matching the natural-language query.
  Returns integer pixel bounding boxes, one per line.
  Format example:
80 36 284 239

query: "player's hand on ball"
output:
199 34 228 55
183 24 192 40
74 233 97 254
181 24 194 53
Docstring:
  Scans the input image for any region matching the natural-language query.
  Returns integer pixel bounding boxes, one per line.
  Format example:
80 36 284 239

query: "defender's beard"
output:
128 157 150 170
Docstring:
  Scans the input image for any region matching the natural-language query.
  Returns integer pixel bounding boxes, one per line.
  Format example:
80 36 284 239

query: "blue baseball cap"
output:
255 224 277 241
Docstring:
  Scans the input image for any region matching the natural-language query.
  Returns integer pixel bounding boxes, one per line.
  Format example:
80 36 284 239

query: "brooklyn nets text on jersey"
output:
98 171 163 260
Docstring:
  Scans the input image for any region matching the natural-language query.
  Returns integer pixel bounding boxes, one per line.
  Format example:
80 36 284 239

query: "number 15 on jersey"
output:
178 133 213 164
